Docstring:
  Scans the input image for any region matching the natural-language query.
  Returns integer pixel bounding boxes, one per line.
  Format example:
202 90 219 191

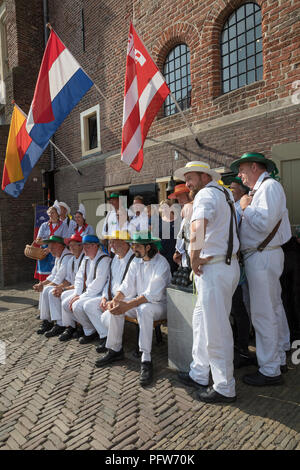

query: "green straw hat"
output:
43 235 65 245
230 152 276 174
125 231 162 250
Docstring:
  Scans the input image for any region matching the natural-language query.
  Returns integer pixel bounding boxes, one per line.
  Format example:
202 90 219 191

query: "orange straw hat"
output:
168 183 190 200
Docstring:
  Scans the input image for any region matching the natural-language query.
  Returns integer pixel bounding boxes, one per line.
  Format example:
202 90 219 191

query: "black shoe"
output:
197 386 237 403
280 365 288 374
78 332 99 344
95 348 124 367
140 361 153 386
177 371 209 389
44 324 65 338
243 370 283 386
96 337 107 353
73 325 84 339
37 320 53 335
59 326 76 342
234 350 258 369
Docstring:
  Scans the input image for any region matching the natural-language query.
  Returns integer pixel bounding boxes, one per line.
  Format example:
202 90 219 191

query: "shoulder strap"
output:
209 186 238 265
121 254 135 283
93 255 109 280
58 252 72 268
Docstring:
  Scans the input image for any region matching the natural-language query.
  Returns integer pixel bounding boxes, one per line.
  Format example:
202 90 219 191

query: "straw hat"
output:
174 161 220 181
168 183 190 200
230 152 276 174
103 230 131 240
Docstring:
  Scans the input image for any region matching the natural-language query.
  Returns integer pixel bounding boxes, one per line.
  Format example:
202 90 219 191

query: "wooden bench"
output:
125 316 167 355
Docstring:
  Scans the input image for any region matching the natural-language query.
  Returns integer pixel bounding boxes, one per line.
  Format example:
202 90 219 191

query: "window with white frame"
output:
80 104 101 157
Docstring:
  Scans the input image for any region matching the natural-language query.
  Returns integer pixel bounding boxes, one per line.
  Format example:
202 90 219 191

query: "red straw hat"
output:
168 183 190 200
64 233 83 245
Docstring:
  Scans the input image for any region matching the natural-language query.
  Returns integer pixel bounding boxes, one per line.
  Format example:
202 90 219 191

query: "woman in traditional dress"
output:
74 204 94 237
34 202 69 281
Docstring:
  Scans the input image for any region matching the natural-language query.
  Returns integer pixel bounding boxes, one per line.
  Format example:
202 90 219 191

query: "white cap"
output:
77 203 86 219
59 201 71 214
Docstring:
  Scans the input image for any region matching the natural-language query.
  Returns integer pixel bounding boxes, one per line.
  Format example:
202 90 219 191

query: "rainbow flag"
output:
1 105 46 198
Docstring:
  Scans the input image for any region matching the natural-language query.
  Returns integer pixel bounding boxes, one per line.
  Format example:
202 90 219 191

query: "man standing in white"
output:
176 161 240 403
231 152 291 386
96 231 171 387
84 230 135 354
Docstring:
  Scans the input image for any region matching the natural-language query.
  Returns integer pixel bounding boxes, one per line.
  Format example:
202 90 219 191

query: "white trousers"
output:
72 293 98 336
61 289 77 328
39 285 54 321
190 258 240 398
245 248 290 377
84 297 109 339
102 302 166 359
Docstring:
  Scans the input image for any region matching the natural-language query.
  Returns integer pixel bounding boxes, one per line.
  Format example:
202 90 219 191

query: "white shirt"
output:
47 248 72 285
191 181 239 258
65 252 85 285
118 253 172 305
102 248 134 300
240 172 292 251
74 249 111 297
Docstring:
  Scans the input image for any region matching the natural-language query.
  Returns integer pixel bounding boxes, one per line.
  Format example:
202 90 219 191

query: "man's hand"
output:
191 255 213 276
69 295 80 311
100 297 108 312
33 283 43 292
173 251 182 265
108 300 129 316
240 194 253 211
52 286 64 297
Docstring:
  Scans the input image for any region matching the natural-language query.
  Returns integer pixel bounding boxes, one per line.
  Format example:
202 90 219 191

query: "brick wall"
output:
46 0 300 212
0 0 49 286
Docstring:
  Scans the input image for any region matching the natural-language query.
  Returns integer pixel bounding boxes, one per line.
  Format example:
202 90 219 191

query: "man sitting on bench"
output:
96 231 172 387
84 230 135 353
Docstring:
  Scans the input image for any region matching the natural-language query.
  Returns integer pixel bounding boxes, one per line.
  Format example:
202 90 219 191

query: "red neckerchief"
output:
49 220 62 236
75 223 88 236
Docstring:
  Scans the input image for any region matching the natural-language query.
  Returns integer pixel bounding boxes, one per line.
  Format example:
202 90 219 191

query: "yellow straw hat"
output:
103 230 131 240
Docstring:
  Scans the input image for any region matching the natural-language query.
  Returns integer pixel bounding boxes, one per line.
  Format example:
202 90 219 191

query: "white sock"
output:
142 352 151 363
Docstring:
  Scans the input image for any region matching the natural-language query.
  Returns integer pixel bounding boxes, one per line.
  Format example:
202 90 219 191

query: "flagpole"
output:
12 101 83 176
48 139 83 176
168 89 202 149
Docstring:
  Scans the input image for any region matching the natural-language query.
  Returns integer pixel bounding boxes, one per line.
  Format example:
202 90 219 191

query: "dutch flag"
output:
26 29 93 148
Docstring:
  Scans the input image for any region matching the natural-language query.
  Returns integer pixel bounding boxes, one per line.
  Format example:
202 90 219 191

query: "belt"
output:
206 254 237 265
242 245 281 255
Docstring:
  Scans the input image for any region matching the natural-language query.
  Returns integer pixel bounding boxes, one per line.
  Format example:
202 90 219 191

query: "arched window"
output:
221 3 263 94
163 44 192 116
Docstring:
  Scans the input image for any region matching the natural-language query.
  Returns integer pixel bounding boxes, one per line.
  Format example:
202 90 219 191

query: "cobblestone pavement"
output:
0 283 299 451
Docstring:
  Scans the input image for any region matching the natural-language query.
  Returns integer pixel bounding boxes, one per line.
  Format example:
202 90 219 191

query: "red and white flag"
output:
121 23 170 172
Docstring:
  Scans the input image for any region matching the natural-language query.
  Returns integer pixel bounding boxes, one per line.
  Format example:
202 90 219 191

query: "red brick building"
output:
1 0 300 284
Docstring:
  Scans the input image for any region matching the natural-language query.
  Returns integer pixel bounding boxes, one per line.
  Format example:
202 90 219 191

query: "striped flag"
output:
26 29 93 148
1 105 47 198
121 24 170 172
